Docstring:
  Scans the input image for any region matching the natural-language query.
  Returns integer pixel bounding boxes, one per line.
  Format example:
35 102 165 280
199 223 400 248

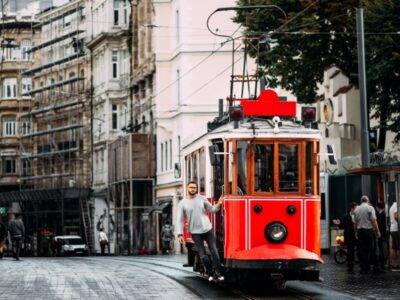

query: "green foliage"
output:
234 0 400 140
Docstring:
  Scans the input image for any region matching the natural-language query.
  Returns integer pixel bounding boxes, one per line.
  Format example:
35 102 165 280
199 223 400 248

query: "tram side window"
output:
305 142 313 195
278 144 299 192
199 149 205 193
186 156 192 183
193 153 198 183
254 144 274 192
237 141 247 194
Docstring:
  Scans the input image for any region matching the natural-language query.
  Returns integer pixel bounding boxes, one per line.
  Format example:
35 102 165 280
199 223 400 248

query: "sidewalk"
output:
317 254 400 299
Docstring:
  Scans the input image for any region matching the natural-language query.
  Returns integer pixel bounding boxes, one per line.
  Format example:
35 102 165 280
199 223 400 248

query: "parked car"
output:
54 235 88 256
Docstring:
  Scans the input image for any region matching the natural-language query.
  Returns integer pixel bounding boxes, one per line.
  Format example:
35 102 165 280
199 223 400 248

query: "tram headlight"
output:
265 222 288 244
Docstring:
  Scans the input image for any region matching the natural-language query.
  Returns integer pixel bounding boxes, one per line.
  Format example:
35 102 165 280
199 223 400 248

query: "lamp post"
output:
356 8 371 197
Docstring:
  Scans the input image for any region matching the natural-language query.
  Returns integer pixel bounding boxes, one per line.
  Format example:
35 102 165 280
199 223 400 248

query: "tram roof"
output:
207 118 321 140
182 118 320 152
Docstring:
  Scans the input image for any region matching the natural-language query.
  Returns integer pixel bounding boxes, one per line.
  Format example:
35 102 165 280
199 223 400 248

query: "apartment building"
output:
16 0 93 255
0 16 38 195
125 0 157 254
86 0 132 253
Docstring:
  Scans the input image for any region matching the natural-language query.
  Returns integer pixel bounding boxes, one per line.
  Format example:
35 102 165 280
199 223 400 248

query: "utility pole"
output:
356 8 371 197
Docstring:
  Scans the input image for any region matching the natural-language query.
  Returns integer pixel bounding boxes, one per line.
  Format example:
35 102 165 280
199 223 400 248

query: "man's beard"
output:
188 190 196 196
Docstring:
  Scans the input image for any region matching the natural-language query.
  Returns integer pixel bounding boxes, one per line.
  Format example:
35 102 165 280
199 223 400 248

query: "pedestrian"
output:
161 220 174 254
8 213 25 261
98 229 109 256
177 181 224 281
376 201 386 271
0 216 7 259
388 201 400 270
333 202 358 271
354 195 381 274
51 236 61 257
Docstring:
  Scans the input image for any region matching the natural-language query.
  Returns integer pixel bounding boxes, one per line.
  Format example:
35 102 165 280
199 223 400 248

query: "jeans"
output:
191 230 222 275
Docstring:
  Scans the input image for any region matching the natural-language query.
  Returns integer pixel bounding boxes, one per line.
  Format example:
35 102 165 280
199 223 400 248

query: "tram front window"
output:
279 144 299 192
254 144 274 192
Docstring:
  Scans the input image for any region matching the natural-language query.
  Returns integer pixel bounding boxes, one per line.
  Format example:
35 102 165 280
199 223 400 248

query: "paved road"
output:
0 254 398 299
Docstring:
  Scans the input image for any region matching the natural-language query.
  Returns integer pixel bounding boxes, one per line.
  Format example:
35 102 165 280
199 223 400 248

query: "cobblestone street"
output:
1 253 399 299
0 257 199 300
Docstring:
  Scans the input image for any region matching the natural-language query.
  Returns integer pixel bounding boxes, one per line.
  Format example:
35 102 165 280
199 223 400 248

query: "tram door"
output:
210 139 224 256
320 172 330 250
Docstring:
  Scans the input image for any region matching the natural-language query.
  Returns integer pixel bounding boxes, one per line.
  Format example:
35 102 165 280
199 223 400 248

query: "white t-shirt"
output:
389 202 398 232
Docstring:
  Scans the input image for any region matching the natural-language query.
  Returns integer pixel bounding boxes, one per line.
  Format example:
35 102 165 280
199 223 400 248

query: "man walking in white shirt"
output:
98 229 109 256
177 181 224 281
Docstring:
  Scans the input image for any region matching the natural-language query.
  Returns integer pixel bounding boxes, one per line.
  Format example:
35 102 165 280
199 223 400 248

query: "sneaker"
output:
208 275 214 282
216 275 224 281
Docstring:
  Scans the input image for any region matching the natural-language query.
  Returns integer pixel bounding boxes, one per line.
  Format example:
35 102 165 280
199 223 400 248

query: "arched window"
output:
80 69 85 91
69 72 76 93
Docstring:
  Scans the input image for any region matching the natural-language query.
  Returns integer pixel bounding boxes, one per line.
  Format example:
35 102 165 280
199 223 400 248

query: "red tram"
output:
181 89 322 284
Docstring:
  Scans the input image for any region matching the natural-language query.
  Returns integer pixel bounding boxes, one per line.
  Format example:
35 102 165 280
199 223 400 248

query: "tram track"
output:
83 256 320 300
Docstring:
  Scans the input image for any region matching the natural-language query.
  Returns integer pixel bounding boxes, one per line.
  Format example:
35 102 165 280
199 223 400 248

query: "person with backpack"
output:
161 221 173 254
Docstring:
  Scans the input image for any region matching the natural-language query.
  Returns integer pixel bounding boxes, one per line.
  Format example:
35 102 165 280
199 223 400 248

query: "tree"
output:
233 0 400 143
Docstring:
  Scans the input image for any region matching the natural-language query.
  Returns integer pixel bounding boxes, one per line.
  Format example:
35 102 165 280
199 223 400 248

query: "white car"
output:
55 235 89 256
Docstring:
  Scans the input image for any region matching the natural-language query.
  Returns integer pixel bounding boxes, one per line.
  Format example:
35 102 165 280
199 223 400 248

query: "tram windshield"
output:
278 144 299 192
222 139 318 196
254 144 274 192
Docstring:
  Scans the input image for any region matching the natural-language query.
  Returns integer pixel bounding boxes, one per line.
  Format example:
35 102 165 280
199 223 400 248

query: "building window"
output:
121 50 128 77
3 78 17 98
21 77 32 96
64 14 71 27
22 159 31 176
80 7 86 20
69 118 77 142
176 10 180 44
21 39 32 60
112 51 118 79
165 141 168 171
161 143 164 172
3 116 16 136
176 69 180 105
4 159 16 174
69 72 76 93
113 0 120 25
123 0 129 25
20 118 31 135
112 104 118 129
170 139 172 170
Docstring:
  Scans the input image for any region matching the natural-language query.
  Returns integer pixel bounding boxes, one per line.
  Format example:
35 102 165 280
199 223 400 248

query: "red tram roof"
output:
240 89 296 117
